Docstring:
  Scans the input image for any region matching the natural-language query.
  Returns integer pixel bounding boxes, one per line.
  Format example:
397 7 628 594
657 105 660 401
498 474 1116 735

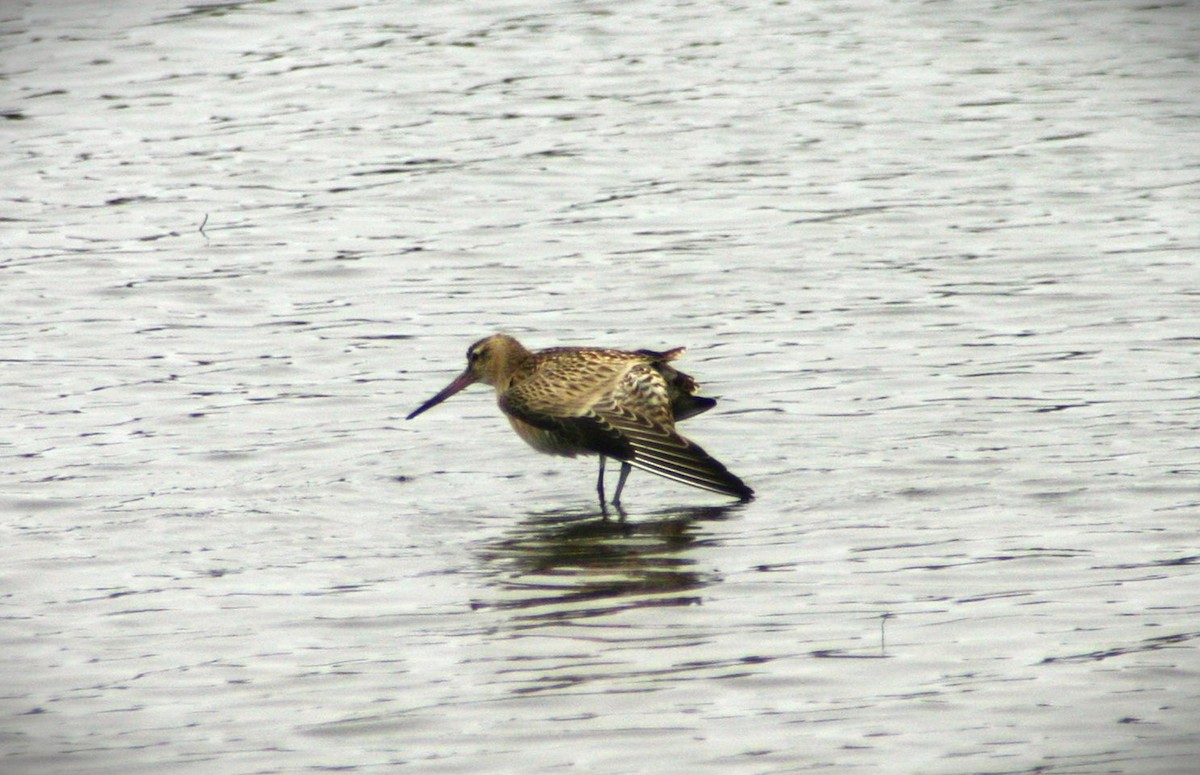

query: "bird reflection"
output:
472 503 741 625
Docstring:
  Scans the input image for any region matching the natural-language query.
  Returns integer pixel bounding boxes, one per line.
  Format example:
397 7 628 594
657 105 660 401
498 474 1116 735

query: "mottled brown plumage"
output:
406 333 753 506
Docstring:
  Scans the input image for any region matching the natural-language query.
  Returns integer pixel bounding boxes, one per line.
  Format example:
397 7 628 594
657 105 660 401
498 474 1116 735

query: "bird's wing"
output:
589 364 753 499
498 353 635 459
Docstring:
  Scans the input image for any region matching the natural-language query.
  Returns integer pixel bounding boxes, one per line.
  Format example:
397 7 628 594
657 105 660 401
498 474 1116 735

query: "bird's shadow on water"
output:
469 502 744 626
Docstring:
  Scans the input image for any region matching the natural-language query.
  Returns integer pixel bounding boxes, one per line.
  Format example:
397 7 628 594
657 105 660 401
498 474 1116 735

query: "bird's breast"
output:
506 415 583 458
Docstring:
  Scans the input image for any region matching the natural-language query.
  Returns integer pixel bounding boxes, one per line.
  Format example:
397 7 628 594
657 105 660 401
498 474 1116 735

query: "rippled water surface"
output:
4 0 1199 772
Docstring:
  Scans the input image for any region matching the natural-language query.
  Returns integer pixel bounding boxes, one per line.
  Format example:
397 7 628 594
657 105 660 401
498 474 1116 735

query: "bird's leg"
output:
612 461 632 507
596 455 608 507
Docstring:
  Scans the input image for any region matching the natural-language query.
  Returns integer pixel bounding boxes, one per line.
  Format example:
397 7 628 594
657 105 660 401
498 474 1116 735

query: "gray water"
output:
3 0 1199 772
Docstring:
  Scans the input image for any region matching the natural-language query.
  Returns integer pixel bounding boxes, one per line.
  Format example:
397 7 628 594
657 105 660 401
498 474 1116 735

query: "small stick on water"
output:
880 612 893 656
199 213 209 236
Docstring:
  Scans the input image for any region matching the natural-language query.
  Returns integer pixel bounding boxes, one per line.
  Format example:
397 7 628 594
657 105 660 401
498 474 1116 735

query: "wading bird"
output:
406 334 753 509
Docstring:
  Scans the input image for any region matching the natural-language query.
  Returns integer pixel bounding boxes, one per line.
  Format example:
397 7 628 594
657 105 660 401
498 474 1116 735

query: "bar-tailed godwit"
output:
406 334 753 507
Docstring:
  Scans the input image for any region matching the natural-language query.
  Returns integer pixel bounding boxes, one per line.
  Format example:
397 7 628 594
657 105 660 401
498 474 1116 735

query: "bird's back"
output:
500 346 715 423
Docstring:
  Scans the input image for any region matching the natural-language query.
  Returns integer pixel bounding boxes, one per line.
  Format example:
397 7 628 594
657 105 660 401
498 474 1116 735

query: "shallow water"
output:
3 0 1199 772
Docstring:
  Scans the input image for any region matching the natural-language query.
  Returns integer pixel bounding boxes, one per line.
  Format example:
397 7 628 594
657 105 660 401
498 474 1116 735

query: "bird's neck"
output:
485 342 535 392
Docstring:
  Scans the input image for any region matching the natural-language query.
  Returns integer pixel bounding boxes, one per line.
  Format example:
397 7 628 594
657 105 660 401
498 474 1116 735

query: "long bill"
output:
406 369 477 420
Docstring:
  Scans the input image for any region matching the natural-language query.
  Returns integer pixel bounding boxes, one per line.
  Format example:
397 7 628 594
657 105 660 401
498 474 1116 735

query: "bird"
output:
406 333 754 508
